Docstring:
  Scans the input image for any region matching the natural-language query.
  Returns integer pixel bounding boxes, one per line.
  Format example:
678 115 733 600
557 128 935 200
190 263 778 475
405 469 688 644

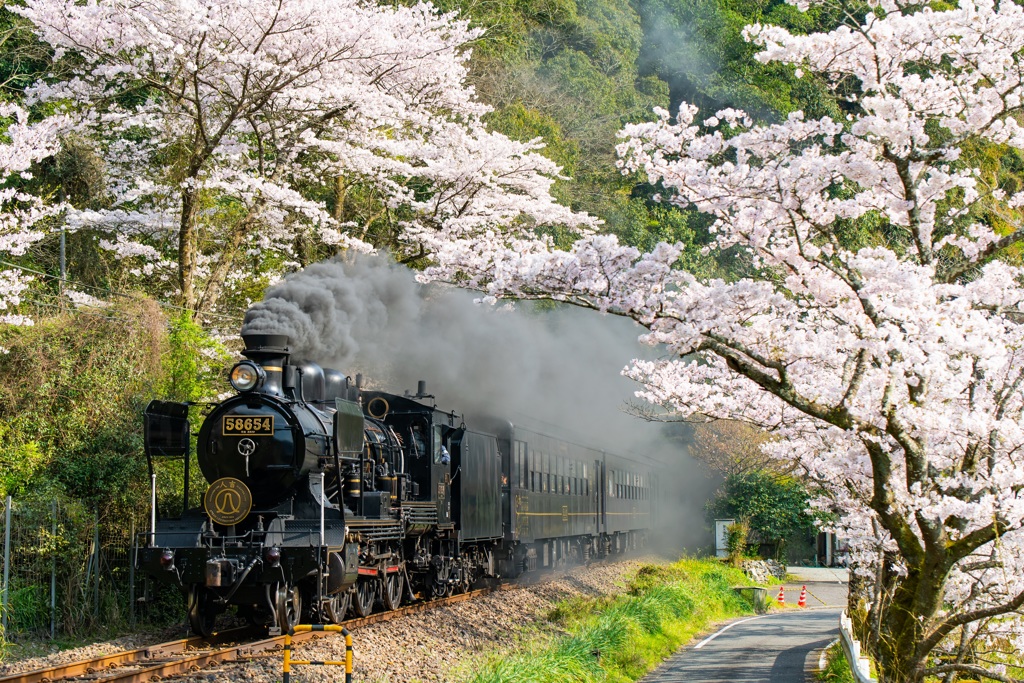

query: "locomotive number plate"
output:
222 415 274 435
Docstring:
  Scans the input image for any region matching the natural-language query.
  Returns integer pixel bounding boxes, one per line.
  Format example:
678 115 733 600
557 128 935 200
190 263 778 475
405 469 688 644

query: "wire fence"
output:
0 495 146 640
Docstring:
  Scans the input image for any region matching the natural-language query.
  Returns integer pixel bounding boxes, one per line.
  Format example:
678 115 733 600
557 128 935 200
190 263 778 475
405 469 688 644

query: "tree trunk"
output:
194 212 257 317
874 562 945 683
178 188 201 316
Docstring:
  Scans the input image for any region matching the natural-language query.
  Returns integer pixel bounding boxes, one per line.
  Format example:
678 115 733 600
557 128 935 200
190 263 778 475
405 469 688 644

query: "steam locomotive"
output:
139 333 656 635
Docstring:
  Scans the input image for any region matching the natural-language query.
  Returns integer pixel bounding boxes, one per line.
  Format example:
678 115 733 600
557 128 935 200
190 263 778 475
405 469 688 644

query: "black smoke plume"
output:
242 254 712 549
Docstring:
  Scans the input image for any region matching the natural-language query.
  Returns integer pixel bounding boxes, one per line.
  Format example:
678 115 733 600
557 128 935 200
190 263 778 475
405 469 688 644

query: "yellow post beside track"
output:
282 624 353 683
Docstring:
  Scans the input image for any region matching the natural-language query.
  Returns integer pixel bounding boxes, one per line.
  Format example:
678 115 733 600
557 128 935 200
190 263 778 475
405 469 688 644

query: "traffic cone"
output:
777 586 785 606
798 585 807 608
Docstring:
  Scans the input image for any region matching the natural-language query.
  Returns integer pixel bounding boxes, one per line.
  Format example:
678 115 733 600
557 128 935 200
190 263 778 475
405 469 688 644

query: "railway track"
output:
0 589 494 683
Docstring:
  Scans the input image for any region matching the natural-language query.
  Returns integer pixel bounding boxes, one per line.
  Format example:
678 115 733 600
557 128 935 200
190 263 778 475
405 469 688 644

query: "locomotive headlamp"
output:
160 549 175 568
229 361 264 392
264 546 281 567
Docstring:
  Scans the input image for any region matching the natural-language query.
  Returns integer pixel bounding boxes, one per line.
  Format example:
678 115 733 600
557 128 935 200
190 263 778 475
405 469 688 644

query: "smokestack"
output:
241 333 291 397
241 333 291 363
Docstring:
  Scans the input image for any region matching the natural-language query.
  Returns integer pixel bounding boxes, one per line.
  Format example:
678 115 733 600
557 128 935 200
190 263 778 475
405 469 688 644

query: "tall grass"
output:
817 642 855 682
460 559 753 683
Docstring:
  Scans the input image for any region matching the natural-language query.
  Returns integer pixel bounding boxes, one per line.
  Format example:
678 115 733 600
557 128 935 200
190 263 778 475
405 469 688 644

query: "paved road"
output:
642 608 842 682
640 573 849 683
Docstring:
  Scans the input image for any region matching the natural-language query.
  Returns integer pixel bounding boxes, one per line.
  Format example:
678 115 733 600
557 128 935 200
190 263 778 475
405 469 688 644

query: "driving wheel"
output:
187 586 218 637
275 583 301 633
382 570 404 611
352 578 376 617
324 591 351 623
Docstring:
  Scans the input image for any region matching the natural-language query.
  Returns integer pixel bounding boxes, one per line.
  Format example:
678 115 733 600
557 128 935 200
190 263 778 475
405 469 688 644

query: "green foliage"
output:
726 519 749 566
708 471 818 559
0 5 53 98
818 642 856 683
634 0 844 121
160 312 230 403
461 558 751 683
0 300 165 509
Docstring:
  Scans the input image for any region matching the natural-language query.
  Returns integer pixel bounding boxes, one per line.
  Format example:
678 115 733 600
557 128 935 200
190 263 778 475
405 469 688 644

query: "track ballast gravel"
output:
0 557 663 683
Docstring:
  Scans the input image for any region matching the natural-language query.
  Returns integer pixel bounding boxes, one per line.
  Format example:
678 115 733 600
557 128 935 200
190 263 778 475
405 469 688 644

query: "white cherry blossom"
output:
16 0 593 316
422 1 1024 680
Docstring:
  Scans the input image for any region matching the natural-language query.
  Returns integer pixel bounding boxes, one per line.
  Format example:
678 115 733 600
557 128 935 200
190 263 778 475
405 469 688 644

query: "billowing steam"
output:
242 254 712 549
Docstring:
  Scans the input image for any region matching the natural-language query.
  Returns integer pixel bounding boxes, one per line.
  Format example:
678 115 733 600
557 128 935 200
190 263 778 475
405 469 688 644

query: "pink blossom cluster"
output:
422 0 1024 661
0 105 68 324
15 0 593 309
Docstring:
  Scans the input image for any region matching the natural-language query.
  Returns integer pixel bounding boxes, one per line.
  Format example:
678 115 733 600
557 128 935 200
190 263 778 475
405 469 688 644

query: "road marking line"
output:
692 606 843 651
694 615 771 649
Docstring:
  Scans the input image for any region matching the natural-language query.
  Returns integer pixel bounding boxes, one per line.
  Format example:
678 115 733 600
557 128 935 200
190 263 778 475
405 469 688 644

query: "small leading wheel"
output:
187 586 218 638
275 584 301 633
382 571 403 611
324 591 351 624
352 578 376 617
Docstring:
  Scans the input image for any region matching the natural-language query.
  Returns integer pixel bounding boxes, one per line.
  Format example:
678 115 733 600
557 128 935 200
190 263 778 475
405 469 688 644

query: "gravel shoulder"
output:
0 556 665 683
0 625 187 678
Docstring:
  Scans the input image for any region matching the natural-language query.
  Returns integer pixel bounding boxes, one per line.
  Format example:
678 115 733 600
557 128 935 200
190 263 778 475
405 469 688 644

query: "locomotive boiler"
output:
139 332 658 635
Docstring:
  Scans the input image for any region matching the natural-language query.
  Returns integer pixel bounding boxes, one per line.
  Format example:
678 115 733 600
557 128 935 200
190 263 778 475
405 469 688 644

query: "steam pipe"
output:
150 473 157 547
217 556 260 605
320 472 326 547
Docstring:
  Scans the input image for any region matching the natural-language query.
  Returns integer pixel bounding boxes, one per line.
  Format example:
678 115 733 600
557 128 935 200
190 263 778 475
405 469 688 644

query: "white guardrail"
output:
839 610 877 683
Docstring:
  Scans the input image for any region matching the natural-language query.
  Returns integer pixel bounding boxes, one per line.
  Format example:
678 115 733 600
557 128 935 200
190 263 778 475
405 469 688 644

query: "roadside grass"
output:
458 558 754 683
817 641 855 683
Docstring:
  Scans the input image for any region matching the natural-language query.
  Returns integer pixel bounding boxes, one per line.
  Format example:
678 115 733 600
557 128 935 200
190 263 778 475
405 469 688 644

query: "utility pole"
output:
59 228 66 308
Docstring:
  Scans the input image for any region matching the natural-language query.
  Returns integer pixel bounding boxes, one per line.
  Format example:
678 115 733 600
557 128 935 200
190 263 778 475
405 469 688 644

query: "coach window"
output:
519 442 528 489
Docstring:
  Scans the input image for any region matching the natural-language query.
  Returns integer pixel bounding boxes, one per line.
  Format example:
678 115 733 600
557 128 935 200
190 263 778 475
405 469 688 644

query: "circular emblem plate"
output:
204 477 252 526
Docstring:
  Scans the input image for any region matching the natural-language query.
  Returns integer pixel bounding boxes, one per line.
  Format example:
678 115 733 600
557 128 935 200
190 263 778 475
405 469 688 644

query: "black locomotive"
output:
139 333 657 635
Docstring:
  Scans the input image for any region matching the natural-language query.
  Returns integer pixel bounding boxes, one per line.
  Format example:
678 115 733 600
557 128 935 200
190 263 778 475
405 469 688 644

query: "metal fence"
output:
0 495 144 640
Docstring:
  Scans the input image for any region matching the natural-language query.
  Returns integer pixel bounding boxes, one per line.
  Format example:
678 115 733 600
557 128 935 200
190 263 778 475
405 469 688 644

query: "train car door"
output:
597 456 606 535
433 423 455 526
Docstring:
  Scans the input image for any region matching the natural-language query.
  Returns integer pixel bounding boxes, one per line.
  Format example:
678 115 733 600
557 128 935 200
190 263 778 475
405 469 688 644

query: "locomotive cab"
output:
362 390 458 526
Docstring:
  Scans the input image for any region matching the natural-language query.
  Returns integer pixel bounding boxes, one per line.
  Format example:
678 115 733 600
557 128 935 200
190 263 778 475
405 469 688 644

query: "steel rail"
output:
0 589 494 683
0 627 255 683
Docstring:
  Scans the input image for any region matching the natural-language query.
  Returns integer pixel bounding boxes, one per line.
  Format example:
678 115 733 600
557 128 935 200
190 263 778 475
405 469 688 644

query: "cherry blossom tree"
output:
421 0 1024 680
0 104 66 328
15 0 593 318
